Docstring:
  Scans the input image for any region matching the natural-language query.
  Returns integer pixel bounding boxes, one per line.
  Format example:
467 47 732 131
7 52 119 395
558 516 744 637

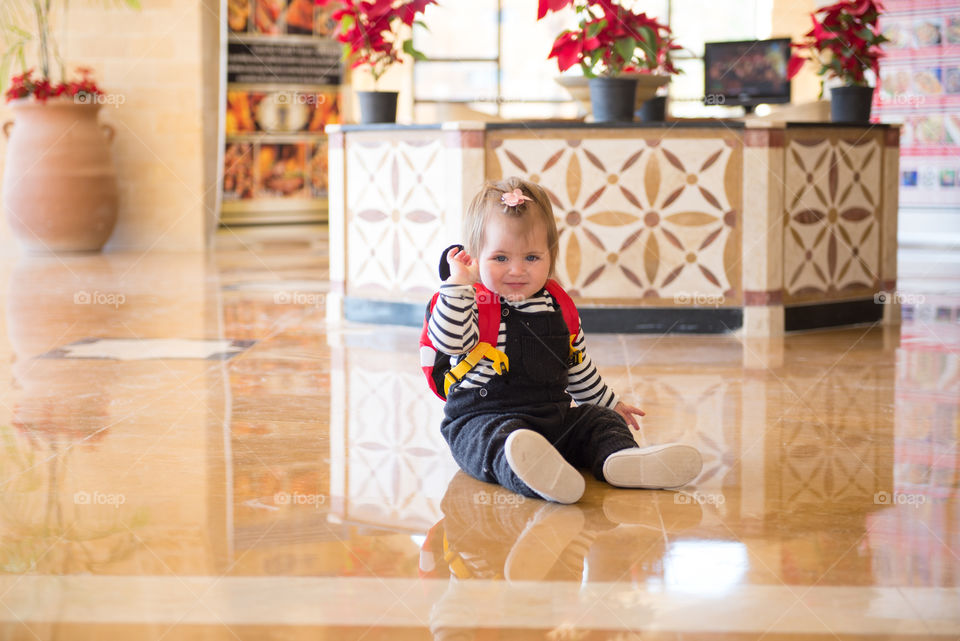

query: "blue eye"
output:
525 255 540 262
494 255 507 262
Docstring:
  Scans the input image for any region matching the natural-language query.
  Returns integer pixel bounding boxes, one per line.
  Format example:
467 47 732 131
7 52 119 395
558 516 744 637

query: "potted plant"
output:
539 0 680 122
1 1 138 253
786 0 887 123
317 0 436 124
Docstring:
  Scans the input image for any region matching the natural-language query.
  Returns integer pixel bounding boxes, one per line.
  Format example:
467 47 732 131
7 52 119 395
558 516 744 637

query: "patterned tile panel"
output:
775 363 893 510
783 130 883 304
345 133 447 300
487 130 742 306
342 350 457 531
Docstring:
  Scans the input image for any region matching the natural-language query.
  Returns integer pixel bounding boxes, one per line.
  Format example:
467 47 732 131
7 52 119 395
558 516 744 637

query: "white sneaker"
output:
602 444 703 489
504 429 585 504
504 503 585 582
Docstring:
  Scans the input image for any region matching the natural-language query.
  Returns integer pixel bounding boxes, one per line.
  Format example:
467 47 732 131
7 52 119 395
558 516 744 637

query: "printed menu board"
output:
221 0 343 225
876 1 960 209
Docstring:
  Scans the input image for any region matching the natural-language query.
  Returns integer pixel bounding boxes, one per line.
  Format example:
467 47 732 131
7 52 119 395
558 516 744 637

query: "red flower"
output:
316 0 436 83
5 68 105 103
537 0 574 20
787 0 887 88
539 0 679 77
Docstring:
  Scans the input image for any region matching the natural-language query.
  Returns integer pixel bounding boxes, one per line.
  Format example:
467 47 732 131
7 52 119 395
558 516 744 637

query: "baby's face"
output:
478 209 551 302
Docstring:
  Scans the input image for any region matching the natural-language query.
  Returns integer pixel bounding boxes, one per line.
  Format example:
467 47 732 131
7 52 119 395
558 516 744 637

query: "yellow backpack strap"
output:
568 335 583 365
544 281 583 366
443 342 509 396
442 532 473 579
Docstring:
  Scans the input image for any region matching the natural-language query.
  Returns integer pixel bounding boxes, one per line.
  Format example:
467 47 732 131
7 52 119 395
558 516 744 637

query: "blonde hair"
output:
464 177 559 276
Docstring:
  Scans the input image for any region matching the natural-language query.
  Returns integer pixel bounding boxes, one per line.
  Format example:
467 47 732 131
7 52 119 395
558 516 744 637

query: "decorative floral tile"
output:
487 131 742 306
336 352 456 531
783 131 883 304
345 135 447 300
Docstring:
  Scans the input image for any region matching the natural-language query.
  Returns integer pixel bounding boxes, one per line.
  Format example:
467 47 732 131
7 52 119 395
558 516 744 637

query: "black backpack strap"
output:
438 244 464 282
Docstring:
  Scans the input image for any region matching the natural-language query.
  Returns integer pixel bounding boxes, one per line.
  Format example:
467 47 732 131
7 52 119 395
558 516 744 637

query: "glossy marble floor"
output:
0 228 957 640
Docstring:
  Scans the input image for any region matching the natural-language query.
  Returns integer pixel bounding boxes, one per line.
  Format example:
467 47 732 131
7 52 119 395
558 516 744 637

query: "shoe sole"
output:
603 444 703 489
504 504 585 582
504 430 584 504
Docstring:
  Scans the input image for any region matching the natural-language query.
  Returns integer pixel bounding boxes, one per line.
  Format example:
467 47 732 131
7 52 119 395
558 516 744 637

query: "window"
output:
412 0 772 120
667 0 774 117
412 0 579 120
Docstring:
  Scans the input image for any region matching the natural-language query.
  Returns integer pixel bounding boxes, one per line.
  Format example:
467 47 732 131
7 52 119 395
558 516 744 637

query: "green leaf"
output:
585 19 606 39
613 37 635 64
635 25 656 59
402 38 427 61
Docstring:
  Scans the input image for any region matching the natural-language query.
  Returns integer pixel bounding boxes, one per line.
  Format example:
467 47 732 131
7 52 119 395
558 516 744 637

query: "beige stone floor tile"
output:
0 236 957 638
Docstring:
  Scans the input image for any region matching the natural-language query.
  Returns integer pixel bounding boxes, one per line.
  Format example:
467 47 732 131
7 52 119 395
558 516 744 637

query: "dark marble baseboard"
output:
345 296 887 334
344 297 742 334
784 298 883 332
578 307 742 334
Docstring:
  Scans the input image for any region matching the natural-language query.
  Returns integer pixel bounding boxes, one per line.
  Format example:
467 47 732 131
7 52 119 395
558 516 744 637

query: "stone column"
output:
325 126 347 326
881 126 901 327
741 125 786 336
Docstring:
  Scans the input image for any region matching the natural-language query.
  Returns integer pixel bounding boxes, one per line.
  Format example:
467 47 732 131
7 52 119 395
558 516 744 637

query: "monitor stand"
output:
742 104 756 115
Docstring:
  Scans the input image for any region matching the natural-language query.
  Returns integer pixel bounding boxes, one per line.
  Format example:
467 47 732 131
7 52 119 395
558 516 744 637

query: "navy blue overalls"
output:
440 289 638 498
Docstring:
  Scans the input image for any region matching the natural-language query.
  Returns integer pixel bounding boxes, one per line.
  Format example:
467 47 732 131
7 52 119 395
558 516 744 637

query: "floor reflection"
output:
0 241 956 639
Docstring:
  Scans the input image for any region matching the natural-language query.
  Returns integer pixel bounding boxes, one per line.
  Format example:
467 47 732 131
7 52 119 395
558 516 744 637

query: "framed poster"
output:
220 0 343 225
876 1 960 210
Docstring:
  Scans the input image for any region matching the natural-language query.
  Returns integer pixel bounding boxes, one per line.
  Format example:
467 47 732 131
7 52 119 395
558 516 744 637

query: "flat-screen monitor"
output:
703 38 792 112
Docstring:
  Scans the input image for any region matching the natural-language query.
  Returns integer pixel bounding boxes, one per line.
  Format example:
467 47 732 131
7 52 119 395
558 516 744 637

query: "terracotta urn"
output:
2 99 118 252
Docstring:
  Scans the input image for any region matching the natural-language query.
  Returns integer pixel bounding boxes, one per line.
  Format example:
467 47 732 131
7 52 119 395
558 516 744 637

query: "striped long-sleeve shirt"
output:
427 284 619 408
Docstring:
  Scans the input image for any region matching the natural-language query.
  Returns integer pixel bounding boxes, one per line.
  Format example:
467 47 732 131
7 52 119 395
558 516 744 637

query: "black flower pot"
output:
830 85 875 123
636 95 667 122
588 77 638 123
356 90 398 124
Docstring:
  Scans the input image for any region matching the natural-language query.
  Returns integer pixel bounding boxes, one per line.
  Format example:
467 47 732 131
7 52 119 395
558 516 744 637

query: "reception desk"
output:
326 121 900 336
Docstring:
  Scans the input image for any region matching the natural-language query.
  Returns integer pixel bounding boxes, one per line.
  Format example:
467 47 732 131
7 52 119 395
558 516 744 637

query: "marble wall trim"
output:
744 128 786 148
444 130 485 149
744 289 784 306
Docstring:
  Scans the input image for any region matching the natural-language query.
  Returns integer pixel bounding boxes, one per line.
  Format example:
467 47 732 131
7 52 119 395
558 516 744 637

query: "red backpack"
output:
419 262 583 401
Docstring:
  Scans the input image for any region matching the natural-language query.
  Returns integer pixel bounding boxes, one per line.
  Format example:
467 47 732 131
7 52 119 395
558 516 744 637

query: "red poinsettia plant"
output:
2 0 137 102
5 67 103 103
786 0 887 89
539 0 680 78
315 0 436 85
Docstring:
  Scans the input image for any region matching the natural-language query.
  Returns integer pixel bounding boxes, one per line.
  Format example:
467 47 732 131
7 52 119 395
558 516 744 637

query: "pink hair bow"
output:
501 188 532 207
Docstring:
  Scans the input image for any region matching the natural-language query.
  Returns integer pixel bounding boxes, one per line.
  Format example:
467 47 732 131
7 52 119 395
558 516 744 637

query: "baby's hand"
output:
614 401 645 431
446 247 479 286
